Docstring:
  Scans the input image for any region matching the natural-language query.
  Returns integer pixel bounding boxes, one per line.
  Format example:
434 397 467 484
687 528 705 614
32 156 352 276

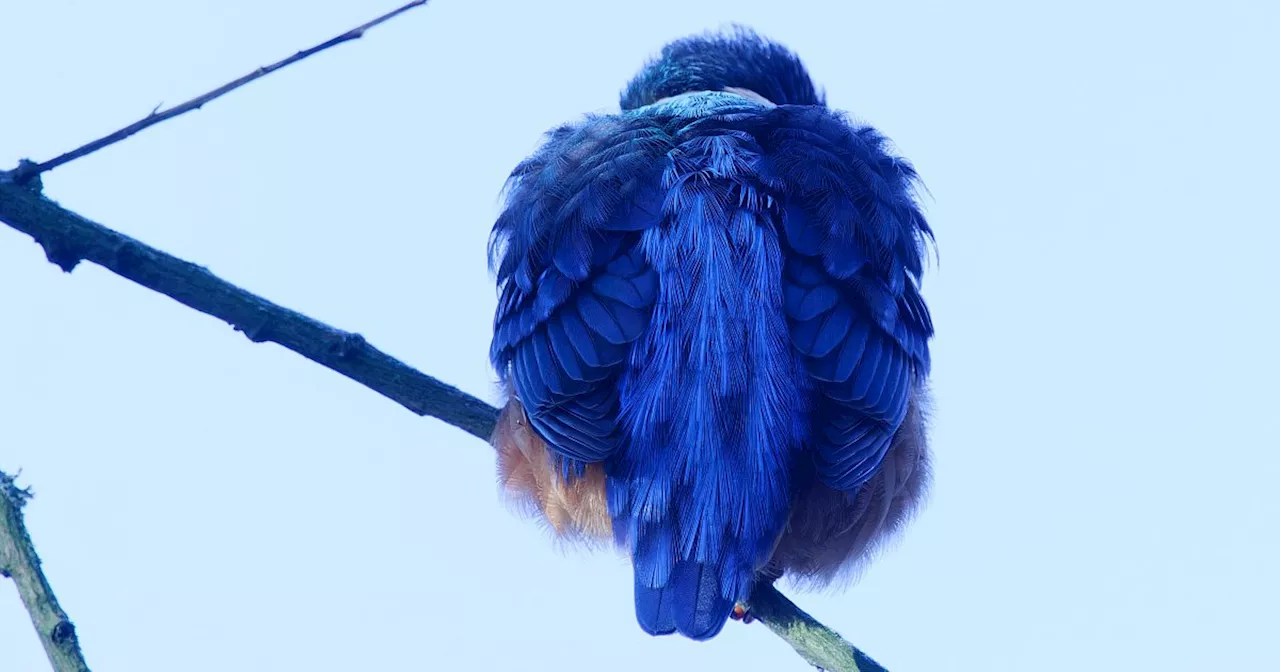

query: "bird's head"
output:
620 26 824 111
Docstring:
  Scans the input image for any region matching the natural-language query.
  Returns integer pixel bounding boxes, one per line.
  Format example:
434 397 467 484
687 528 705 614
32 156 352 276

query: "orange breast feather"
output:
493 398 612 540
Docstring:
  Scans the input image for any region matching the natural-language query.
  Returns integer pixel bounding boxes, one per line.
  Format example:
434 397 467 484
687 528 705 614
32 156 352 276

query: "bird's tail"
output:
634 560 735 640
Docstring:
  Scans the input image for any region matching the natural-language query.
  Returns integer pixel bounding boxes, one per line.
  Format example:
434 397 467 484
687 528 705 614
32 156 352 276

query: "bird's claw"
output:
730 602 755 624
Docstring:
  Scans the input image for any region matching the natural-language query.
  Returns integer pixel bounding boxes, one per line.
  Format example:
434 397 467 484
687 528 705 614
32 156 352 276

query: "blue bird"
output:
489 27 934 641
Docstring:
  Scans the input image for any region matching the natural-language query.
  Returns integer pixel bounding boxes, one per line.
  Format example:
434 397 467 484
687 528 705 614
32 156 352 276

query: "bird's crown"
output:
620 26 824 110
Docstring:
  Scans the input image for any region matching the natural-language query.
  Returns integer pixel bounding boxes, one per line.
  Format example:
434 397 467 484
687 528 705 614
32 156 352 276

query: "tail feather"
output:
670 560 735 640
635 560 734 640
634 581 677 636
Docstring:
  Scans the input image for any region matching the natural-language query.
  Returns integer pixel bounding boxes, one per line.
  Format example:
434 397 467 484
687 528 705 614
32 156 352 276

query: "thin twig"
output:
0 471 92 672
6 0 429 184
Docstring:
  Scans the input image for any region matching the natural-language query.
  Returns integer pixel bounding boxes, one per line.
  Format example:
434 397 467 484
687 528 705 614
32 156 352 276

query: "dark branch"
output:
5 0 430 184
3 174 897 672
0 178 497 441
0 471 92 672
0 177 885 672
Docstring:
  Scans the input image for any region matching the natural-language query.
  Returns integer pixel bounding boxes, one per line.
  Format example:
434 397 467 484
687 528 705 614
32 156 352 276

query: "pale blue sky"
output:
2 1 1277 670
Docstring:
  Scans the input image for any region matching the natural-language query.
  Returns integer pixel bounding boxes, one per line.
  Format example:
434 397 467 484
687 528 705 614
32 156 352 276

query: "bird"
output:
488 26 934 641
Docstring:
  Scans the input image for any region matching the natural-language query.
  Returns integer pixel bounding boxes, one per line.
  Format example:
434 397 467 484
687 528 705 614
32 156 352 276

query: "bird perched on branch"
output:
489 26 934 641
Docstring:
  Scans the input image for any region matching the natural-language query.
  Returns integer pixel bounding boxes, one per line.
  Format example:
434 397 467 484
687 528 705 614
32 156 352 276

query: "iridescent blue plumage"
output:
490 27 934 641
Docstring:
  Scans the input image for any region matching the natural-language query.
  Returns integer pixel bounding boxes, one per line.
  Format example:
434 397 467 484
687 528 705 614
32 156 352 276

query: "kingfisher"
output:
488 26 934 641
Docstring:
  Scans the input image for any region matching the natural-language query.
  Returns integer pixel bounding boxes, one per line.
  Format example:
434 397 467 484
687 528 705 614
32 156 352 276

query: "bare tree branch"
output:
6 0 430 184
0 471 92 672
0 178 886 671
748 584 887 672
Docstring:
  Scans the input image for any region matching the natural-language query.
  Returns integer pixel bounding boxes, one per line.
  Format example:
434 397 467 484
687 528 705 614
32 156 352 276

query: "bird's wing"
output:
490 113 673 465
766 106 935 492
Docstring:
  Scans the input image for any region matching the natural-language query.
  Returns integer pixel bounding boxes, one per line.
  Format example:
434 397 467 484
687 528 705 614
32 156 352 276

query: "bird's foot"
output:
730 602 755 625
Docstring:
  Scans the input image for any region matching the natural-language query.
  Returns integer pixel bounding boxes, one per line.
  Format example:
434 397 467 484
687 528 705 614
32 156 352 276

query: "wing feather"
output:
767 106 934 492
490 114 674 466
